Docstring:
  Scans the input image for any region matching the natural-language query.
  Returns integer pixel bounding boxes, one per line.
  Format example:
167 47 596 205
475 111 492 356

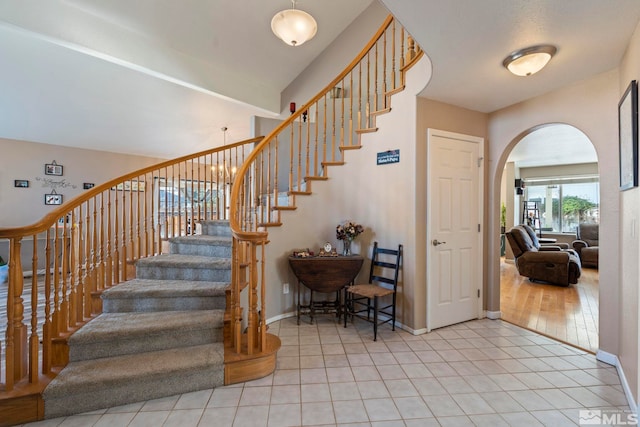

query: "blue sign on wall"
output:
377 149 400 165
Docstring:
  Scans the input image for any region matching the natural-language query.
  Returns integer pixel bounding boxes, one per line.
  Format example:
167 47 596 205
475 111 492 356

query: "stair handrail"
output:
228 15 422 356
0 136 261 394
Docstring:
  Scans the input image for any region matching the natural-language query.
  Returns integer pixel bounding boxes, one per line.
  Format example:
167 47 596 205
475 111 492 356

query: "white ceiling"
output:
1 0 639 162
507 124 597 168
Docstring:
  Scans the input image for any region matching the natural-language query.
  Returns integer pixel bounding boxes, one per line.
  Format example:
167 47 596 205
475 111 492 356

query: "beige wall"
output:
262 56 431 330
488 68 623 381
619 19 640 406
0 138 165 228
281 2 388 116
416 98 490 310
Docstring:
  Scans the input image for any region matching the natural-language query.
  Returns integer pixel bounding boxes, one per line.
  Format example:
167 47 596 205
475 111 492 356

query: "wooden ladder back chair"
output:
344 242 402 341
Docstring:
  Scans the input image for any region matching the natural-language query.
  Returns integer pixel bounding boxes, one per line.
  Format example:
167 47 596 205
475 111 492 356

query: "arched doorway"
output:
498 123 599 352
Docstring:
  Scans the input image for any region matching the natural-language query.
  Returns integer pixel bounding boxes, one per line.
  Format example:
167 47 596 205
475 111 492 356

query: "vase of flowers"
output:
336 220 364 256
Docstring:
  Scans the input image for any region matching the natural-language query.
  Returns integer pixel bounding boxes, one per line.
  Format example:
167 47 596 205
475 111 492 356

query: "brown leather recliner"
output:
506 225 581 287
572 223 599 269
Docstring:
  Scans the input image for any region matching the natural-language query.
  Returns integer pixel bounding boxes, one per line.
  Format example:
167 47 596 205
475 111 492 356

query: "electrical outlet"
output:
283 283 290 294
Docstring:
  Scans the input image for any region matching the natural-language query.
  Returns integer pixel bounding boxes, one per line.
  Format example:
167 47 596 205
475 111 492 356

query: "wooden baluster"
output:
400 27 405 70
349 71 354 147
313 103 319 176
383 28 388 107
289 122 295 192
7 237 27 387
92 198 100 300
128 181 135 265
305 109 311 182
98 193 106 291
189 160 195 233
105 192 113 287
272 138 278 224
120 181 127 281
135 175 141 257
74 208 85 324
366 51 371 128
114 192 121 283
208 154 212 223
52 226 62 336
142 174 149 256
374 39 379 112
392 19 397 90
42 229 52 374
297 116 302 191
341 78 345 148
233 240 242 353
260 241 266 351
196 157 202 227
331 88 336 162
322 95 327 164
358 62 362 130
68 212 77 328
29 235 39 383
58 219 69 334
247 241 257 354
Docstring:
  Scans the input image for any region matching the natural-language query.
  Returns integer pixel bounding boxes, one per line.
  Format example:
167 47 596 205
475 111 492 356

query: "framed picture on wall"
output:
45 162 63 176
619 80 638 191
44 193 63 205
14 180 29 188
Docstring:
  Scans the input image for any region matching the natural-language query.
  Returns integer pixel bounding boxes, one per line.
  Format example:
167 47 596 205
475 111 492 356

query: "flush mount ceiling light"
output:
271 0 317 47
503 45 557 76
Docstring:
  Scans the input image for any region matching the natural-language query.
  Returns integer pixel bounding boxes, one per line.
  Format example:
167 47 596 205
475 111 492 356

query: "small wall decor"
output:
619 80 638 191
45 160 63 176
376 149 400 165
44 190 63 205
83 183 95 189
111 180 145 192
14 179 29 188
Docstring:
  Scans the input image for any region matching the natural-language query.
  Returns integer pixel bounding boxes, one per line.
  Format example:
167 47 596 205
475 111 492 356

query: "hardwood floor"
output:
500 259 599 353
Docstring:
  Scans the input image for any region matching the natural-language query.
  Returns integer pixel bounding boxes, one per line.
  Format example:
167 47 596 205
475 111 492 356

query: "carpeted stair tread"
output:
170 234 232 246
45 344 224 395
43 344 224 417
70 310 223 344
137 254 231 268
101 278 229 299
199 220 232 237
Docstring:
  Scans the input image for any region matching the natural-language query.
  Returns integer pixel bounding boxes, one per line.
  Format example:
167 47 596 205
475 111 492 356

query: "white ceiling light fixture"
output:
503 45 557 77
271 0 317 47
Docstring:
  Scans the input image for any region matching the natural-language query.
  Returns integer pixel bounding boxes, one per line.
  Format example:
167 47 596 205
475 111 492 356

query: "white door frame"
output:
426 128 485 332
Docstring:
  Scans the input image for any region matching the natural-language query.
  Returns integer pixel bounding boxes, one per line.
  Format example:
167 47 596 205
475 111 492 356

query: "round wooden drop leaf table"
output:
288 255 364 324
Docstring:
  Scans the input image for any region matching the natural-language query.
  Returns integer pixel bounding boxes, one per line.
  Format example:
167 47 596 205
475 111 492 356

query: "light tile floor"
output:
21 317 631 427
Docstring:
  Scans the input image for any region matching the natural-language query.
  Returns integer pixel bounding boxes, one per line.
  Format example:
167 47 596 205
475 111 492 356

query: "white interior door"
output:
427 129 483 331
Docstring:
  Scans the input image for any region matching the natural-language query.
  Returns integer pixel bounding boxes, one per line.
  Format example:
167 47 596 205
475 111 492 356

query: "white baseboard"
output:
485 310 501 320
266 312 296 324
596 350 638 415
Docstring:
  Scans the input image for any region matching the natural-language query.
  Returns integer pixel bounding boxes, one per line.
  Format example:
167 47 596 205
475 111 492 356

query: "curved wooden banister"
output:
0 138 262 239
1 13 424 421
228 15 423 357
0 136 261 395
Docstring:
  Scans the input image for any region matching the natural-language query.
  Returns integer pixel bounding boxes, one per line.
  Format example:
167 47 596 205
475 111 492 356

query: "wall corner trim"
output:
485 310 502 320
596 350 638 415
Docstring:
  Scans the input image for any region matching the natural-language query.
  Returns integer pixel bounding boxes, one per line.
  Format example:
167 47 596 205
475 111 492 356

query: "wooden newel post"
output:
406 36 416 63
8 237 28 383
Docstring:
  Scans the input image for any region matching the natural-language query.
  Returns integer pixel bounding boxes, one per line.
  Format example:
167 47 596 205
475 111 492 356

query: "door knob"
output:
432 239 446 246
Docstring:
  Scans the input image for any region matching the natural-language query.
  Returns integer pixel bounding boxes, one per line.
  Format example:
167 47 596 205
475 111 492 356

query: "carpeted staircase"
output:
43 220 232 419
